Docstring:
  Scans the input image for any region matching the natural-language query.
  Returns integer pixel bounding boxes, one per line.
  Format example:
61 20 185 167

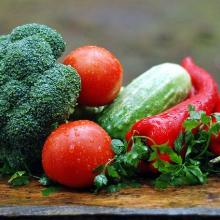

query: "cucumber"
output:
97 63 192 139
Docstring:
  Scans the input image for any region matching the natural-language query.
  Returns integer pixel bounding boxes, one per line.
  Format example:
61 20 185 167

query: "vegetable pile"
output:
1 23 220 193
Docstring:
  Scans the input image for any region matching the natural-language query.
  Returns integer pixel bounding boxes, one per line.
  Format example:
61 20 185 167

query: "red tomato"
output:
63 45 123 106
42 120 114 188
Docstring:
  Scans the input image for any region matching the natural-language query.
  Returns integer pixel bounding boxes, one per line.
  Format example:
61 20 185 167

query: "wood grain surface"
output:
0 177 220 208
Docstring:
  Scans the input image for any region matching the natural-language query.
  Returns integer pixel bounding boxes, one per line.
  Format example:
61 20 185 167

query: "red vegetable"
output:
63 45 123 107
126 57 218 171
210 135 220 156
42 120 114 188
210 94 220 155
214 94 220 112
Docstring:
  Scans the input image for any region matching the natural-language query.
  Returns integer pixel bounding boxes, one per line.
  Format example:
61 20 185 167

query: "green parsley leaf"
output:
201 112 211 125
113 161 128 176
39 175 51 186
154 173 172 189
107 165 120 178
94 174 108 189
106 184 121 193
111 139 126 155
41 186 60 196
183 119 200 131
210 122 220 135
123 151 139 167
184 131 195 158
157 144 182 164
189 164 207 183
174 132 184 154
154 160 206 189
148 149 157 162
132 137 149 160
106 183 127 193
107 180 141 193
8 171 29 186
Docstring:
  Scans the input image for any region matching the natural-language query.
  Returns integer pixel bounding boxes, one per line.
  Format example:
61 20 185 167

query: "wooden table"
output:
1 177 220 219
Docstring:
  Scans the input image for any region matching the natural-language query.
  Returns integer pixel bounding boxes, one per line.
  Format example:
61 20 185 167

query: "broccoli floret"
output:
0 68 9 86
30 64 81 123
0 34 9 42
0 23 81 172
2 103 42 147
3 35 55 80
2 80 28 106
0 35 10 60
10 23 65 59
0 96 10 125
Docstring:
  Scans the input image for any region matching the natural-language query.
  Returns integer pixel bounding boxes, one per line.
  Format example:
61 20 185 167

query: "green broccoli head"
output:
3 80 28 106
0 96 10 126
3 35 55 80
30 64 81 123
0 35 9 42
10 23 65 59
0 35 10 60
0 24 81 171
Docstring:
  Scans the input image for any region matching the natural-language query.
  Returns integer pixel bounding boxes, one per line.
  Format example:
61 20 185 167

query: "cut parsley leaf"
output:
8 171 29 186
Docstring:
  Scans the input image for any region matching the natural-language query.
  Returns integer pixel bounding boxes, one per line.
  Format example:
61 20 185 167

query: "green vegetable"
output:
8 171 29 186
93 136 148 192
0 23 81 173
39 175 52 186
10 23 65 59
97 63 192 139
41 186 61 196
94 174 108 189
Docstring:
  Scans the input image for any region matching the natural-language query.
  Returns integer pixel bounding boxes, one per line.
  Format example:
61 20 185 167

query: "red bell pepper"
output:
210 94 220 155
214 94 220 112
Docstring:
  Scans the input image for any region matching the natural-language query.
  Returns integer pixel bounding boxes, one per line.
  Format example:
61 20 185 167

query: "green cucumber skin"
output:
97 63 192 140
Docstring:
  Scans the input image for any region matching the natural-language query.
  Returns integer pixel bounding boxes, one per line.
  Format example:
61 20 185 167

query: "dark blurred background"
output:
1 0 220 85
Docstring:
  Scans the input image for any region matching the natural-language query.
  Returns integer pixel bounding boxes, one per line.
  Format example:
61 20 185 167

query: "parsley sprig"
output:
94 105 220 191
94 136 148 192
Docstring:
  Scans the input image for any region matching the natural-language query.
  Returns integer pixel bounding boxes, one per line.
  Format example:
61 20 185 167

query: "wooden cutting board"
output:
1 177 220 219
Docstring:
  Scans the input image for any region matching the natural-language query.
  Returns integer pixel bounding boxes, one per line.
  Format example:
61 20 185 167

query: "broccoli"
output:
0 35 10 59
10 23 65 59
0 23 81 172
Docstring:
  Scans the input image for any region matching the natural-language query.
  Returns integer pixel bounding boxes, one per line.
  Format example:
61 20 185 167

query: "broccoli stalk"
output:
0 23 81 173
